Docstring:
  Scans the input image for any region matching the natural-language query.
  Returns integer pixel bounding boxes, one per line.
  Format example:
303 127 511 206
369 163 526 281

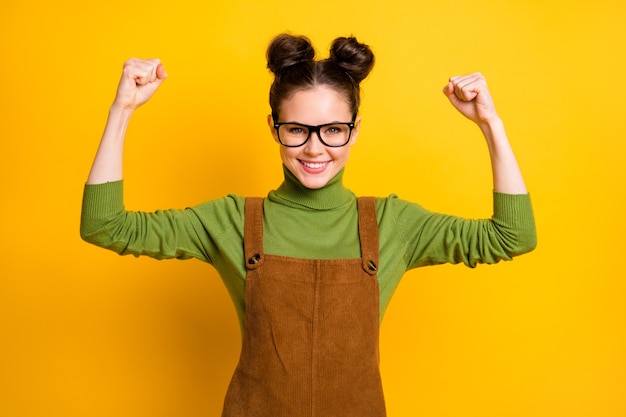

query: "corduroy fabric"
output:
221 197 386 417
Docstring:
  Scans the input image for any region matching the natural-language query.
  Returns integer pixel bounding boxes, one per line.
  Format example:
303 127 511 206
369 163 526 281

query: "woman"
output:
81 34 536 416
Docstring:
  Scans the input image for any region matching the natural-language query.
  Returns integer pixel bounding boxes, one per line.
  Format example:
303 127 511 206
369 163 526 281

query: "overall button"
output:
366 260 377 271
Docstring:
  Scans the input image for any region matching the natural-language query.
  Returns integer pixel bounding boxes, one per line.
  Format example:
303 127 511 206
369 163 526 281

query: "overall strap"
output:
244 197 265 270
357 197 380 276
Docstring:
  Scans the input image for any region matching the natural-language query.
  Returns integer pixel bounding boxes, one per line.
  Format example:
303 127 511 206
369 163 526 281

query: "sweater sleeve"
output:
79 180 245 264
389 192 537 269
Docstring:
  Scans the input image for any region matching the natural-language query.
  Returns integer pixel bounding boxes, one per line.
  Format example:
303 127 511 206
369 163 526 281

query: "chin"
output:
288 161 338 189
298 175 332 190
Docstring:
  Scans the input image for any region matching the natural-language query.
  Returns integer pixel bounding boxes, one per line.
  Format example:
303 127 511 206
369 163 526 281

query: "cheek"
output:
331 147 351 161
279 146 296 162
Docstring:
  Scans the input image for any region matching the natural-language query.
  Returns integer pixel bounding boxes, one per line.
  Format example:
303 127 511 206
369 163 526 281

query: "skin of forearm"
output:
479 117 528 195
87 105 134 184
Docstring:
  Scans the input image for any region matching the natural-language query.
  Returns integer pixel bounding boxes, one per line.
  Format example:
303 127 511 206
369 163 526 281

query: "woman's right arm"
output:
87 58 167 184
81 58 214 261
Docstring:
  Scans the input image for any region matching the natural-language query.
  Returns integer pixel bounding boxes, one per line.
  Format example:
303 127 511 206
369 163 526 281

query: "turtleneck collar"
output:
269 165 355 210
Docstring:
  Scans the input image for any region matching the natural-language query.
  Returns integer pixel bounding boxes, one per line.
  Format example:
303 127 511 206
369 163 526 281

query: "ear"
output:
348 116 361 147
268 114 280 143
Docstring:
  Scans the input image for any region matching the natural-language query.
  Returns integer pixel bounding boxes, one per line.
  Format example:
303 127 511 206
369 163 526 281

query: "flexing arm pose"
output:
87 58 168 184
443 73 527 195
88 59 525 198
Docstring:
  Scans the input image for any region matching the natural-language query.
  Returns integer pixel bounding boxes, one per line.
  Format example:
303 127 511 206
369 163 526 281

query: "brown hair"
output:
267 33 375 120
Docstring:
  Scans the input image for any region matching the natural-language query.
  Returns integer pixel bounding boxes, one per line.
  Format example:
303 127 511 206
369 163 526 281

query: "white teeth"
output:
302 161 327 169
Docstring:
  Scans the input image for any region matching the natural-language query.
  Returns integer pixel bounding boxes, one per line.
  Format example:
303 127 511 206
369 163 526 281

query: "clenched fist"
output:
113 58 168 110
443 72 499 127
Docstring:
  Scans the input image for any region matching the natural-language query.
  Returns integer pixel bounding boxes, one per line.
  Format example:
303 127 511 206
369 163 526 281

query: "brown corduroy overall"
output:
221 197 386 417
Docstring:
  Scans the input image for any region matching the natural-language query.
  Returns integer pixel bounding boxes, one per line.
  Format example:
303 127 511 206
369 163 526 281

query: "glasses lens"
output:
278 124 310 147
319 124 352 147
278 123 352 147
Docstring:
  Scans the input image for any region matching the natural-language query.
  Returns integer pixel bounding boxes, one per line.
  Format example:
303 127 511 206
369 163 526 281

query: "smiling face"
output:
269 85 360 189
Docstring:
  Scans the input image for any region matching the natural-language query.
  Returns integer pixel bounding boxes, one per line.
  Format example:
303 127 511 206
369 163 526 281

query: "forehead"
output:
279 86 352 123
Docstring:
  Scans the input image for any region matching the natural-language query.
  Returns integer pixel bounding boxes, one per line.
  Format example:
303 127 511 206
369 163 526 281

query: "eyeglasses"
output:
273 120 356 148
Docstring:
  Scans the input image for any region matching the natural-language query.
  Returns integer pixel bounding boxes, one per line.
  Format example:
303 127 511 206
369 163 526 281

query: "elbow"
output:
526 233 538 254
80 222 101 246
79 219 114 249
79 220 93 244
510 229 537 257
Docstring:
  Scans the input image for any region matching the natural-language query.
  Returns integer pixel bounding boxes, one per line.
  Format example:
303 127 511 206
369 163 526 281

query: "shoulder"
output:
371 194 431 220
186 194 248 225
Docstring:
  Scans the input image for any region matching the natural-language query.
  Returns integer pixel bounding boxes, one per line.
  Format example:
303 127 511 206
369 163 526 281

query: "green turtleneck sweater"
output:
81 166 536 331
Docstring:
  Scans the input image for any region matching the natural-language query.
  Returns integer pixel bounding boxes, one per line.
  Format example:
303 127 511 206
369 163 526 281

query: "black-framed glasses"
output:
273 119 356 148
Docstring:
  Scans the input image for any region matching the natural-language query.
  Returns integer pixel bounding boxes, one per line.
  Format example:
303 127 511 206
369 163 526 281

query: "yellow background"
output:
1 0 625 416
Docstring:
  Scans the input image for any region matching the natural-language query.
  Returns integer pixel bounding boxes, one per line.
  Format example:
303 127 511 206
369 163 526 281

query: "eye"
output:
284 124 308 136
324 125 346 135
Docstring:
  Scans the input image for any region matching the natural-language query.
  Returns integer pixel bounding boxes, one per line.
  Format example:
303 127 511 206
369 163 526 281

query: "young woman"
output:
81 33 536 417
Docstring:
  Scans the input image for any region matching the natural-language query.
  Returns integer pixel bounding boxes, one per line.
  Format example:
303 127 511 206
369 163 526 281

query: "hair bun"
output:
267 34 316 74
329 36 375 84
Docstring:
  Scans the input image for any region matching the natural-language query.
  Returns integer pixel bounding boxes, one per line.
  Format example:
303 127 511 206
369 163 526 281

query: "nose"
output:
303 130 324 154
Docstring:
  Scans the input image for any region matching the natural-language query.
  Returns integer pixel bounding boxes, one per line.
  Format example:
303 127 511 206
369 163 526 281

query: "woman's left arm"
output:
443 73 527 194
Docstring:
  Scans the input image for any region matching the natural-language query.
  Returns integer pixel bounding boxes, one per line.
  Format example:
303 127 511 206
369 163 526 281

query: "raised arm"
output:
87 58 168 184
443 73 527 195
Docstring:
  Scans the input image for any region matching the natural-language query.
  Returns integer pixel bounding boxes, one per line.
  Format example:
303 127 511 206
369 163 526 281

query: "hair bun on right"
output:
329 37 375 84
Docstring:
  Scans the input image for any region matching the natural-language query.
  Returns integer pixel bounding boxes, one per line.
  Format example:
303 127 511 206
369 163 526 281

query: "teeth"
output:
302 161 327 169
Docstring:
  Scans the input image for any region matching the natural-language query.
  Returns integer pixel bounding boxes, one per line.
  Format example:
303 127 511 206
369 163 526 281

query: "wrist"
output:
479 116 505 143
479 115 503 133
109 102 135 118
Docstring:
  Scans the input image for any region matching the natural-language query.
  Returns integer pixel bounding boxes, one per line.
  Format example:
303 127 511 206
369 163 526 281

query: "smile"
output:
300 160 330 170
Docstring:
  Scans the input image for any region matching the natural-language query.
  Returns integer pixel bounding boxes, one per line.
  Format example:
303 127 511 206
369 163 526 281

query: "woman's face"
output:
268 85 360 189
